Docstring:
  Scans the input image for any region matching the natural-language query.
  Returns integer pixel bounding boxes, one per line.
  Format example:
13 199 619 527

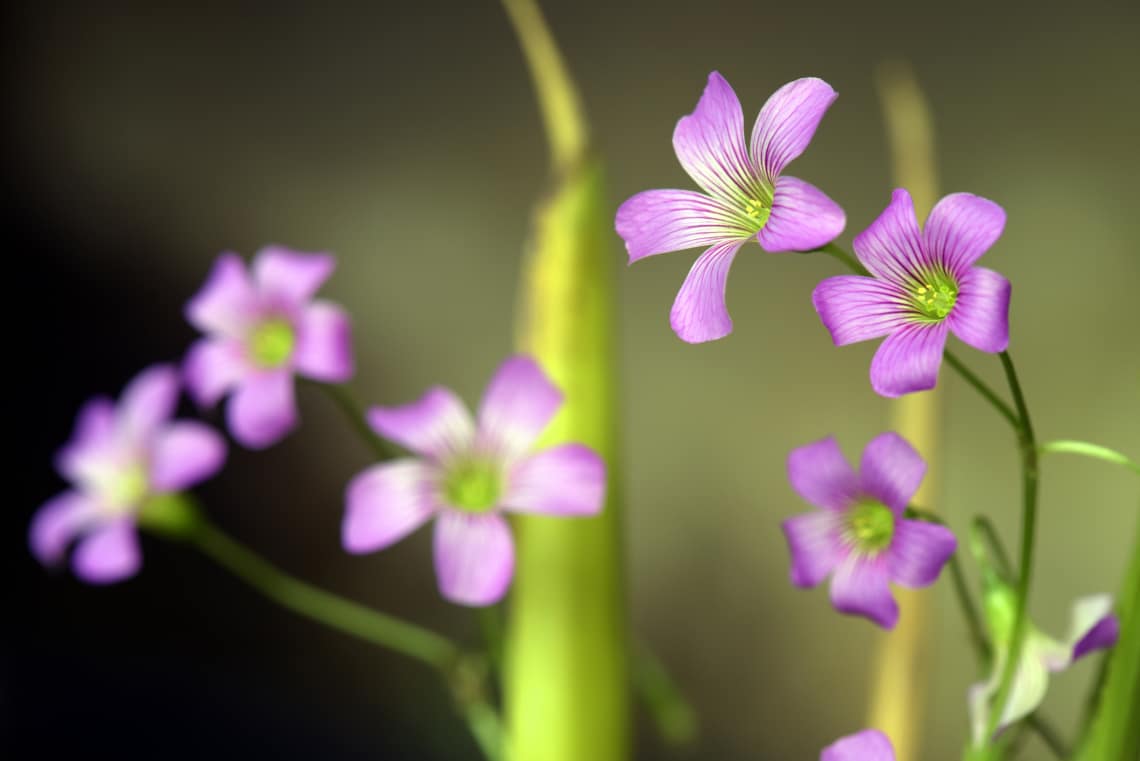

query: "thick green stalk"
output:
501 2 629 760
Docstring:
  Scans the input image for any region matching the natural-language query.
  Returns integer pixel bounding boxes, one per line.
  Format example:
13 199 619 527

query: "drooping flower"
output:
29 365 226 583
821 729 895 761
968 578 1119 744
781 432 956 629
616 72 845 343
184 246 354 449
341 355 606 606
812 189 1010 397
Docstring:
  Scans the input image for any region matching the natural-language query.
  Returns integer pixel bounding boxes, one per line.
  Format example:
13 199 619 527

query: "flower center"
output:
845 499 895 553
442 460 502 513
911 271 958 320
250 319 296 368
105 464 149 513
740 198 771 231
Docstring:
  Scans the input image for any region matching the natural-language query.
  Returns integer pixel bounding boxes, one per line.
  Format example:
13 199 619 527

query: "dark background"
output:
5 1 1139 759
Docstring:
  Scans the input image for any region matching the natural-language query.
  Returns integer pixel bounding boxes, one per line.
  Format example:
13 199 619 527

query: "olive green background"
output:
8 1 1139 758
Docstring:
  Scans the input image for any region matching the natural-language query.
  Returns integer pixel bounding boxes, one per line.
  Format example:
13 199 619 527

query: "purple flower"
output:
29 365 226 584
812 189 1010 397
184 246 354 449
616 72 845 343
821 729 895 761
968 584 1119 744
341 355 606 606
781 433 956 629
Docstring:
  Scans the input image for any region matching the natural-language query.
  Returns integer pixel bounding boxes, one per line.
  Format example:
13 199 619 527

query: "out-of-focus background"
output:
5 1 1138 758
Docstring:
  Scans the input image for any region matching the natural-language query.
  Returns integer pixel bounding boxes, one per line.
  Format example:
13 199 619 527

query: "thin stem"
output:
1025 714 1070 759
984 351 1039 744
972 515 1016 581
809 242 870 276
304 380 399 461
633 642 698 745
943 350 1019 429
1039 440 1140 476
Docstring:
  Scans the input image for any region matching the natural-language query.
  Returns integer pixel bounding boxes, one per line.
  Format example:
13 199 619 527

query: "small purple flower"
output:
812 189 1010 397
342 355 606 606
781 432 956 629
616 72 845 343
821 729 895 761
29 365 226 584
184 246 354 449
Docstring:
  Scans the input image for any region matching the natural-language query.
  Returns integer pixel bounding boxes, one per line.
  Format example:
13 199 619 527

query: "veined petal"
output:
859 432 926 513
812 276 911 346
55 397 117 485
869 322 949 398
148 422 227 492
757 175 846 253
1065 595 1119 664
947 267 1010 353
924 193 1006 276
72 519 141 584
186 253 258 337
433 511 515 606
118 364 180 441
782 511 844 587
615 189 749 263
669 239 744 343
502 444 606 516
367 387 475 461
476 356 562 461
853 189 927 285
227 370 297 449
830 553 898 629
342 460 439 553
29 491 100 566
184 337 248 407
293 301 354 382
787 436 859 511
820 729 896 761
750 77 838 183
887 518 956 587
672 72 760 204
252 246 335 310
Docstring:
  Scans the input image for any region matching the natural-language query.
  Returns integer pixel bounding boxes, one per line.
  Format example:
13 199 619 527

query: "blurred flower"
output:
616 72 845 343
821 729 895 760
342 355 606 606
29 365 226 583
968 580 1119 744
812 189 1010 397
781 432 956 629
184 246 353 448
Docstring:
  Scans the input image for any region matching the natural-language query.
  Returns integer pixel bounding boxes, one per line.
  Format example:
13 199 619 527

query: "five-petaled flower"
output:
341 355 606 606
184 246 354 449
29 365 226 583
821 729 895 761
812 189 1010 397
616 72 845 343
968 578 1119 744
781 432 956 629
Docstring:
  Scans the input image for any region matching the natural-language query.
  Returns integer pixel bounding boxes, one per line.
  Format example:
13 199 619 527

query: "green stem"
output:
1039 440 1140 476
983 352 1039 745
304 380 400 461
632 642 698 746
971 516 1016 582
1026 713 1070 759
812 242 870 275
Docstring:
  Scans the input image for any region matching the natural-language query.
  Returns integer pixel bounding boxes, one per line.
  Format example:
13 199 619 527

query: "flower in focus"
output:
184 246 354 449
968 578 1119 744
615 72 845 343
342 355 606 606
781 432 956 629
821 729 895 760
29 365 226 583
812 189 1010 397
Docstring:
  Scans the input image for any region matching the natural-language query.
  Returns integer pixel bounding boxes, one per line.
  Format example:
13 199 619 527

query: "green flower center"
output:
911 270 958 321
106 465 149 512
741 198 771 230
442 460 503 513
250 319 296 368
845 499 896 553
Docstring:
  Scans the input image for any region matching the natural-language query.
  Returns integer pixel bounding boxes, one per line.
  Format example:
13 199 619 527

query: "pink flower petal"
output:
782 511 844 587
820 729 896 761
672 72 759 204
54 397 117 485
227 370 297 449
148 422 227 492
812 275 911 346
342 460 440 554
615 189 749 263
252 246 335 310
476 356 562 461
118 364 180 441
293 301 354 382
869 322 949 398
757 175 846 253
749 77 838 183
502 444 606 516
853 189 926 285
185 253 258 337
433 511 515 606
923 193 1006 276
787 436 859 511
72 520 141 584
948 267 1010 353
669 239 744 343
183 337 249 407
859 432 927 513
887 518 955 587
29 491 99 566
829 553 898 629
368 387 475 461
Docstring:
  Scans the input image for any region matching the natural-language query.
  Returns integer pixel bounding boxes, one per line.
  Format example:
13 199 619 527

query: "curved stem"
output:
971 515 1015 581
1039 440 1140 476
304 380 399 461
1026 713 1071 759
812 242 870 276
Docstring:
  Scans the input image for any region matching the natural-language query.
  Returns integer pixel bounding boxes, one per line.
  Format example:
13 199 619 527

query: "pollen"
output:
739 198 772 231
911 271 958 321
845 499 895 554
